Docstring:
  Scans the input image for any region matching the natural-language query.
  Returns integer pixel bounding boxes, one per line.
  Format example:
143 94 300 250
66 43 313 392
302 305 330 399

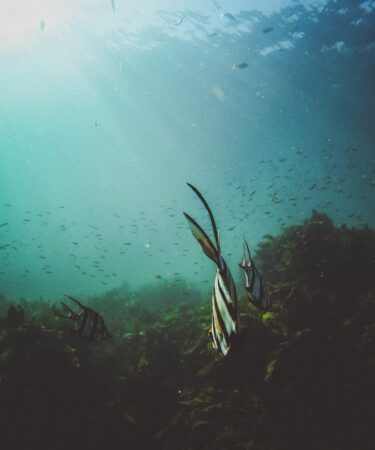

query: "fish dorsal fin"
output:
244 238 253 267
240 239 254 274
65 295 85 310
183 212 219 265
244 238 250 259
186 183 221 254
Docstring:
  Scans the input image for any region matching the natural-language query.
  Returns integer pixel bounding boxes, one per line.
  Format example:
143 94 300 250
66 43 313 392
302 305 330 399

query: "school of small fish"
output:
0 144 372 296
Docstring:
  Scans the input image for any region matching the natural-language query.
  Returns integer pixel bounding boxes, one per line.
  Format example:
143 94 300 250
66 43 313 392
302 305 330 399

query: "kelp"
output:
0 211 374 450
256 211 375 294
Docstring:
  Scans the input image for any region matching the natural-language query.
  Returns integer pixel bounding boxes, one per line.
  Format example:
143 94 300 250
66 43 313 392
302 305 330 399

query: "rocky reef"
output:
0 211 374 450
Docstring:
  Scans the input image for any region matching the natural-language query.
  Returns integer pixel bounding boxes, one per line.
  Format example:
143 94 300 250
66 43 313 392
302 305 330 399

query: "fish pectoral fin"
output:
183 212 219 265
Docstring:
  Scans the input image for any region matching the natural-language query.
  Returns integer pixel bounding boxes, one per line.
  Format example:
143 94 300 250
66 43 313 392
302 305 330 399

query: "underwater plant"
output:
0 211 374 450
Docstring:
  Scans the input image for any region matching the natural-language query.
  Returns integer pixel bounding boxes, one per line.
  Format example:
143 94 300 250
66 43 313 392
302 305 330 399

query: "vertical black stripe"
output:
83 310 95 336
78 309 90 335
76 312 85 333
224 261 237 301
217 275 236 322
89 313 99 339
219 263 237 310
96 318 104 341
248 264 256 293
213 289 230 346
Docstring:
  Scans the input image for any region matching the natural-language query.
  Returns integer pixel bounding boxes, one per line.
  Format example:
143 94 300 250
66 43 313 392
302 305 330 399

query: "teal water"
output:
1 0 374 300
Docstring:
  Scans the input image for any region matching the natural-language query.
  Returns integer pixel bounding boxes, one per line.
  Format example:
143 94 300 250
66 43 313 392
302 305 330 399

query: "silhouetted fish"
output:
174 16 184 26
222 12 236 21
232 62 248 70
58 295 110 341
239 239 270 310
184 183 238 356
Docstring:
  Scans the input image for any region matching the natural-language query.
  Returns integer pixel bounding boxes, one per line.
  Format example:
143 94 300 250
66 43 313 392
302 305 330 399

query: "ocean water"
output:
1 3 375 450
0 0 374 301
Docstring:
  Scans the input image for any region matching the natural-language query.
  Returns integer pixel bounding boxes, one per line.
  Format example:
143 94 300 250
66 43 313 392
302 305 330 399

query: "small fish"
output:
111 0 116 14
239 239 270 310
262 27 274 34
184 183 238 356
222 12 236 21
174 16 183 26
0 222 8 228
232 62 248 70
57 295 110 341
39 20 46 31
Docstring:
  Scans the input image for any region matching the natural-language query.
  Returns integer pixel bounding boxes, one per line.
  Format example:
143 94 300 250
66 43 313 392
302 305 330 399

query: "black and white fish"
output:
184 183 238 356
58 295 110 341
239 239 270 310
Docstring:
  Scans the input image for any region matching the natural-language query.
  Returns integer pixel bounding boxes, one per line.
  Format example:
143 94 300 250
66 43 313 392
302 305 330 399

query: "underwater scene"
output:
0 0 374 449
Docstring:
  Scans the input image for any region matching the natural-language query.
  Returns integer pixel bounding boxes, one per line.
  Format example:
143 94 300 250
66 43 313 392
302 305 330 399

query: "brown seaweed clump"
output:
0 211 374 450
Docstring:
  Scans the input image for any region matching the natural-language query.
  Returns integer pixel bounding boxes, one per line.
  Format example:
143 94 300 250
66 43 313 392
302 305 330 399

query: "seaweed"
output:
256 211 375 294
0 211 374 450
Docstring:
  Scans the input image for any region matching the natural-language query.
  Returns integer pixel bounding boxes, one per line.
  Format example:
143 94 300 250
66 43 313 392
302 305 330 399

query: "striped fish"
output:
183 183 238 356
60 295 110 341
239 239 270 310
